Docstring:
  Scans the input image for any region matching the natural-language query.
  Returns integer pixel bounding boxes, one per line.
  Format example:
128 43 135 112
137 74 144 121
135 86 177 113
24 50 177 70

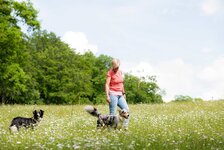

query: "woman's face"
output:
113 67 119 72
112 59 120 72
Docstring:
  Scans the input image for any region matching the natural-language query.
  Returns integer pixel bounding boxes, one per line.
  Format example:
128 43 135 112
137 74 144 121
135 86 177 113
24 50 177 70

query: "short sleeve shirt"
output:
107 69 124 92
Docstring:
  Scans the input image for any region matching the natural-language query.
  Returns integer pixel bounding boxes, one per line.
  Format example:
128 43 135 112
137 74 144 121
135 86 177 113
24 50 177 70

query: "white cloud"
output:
123 59 195 101
123 62 154 77
199 57 224 82
123 57 224 102
155 59 195 101
201 0 224 15
198 57 224 99
62 31 98 54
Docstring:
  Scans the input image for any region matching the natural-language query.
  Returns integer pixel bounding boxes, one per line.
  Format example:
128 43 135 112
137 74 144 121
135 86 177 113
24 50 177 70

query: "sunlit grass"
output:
0 101 223 149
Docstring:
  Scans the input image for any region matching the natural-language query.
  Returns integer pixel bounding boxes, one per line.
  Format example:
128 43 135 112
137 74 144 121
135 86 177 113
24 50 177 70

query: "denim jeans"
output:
109 94 129 128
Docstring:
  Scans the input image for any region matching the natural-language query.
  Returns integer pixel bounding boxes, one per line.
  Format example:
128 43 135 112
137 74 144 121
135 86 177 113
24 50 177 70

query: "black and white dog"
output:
9 109 44 132
84 105 129 130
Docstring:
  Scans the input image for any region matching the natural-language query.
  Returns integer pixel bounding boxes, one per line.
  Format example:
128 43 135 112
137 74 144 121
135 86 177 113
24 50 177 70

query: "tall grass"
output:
0 101 223 149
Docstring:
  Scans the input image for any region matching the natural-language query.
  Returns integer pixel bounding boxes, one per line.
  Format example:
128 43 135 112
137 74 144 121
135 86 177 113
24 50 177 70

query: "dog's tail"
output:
84 105 101 117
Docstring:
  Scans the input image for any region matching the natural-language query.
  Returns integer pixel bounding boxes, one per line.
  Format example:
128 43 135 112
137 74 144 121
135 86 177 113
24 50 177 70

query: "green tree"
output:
0 0 40 104
173 95 204 102
27 30 101 104
91 54 112 104
69 53 112 104
124 74 163 104
174 95 193 102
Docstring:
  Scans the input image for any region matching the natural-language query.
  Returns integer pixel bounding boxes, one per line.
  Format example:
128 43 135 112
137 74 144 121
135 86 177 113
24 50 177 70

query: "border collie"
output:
9 109 44 132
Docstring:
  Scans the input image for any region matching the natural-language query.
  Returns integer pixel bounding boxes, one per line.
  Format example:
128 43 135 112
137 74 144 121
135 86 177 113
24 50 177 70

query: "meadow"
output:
0 101 223 150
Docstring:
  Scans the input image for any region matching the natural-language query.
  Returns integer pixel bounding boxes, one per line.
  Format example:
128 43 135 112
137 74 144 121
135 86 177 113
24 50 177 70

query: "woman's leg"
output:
109 94 118 115
117 95 129 129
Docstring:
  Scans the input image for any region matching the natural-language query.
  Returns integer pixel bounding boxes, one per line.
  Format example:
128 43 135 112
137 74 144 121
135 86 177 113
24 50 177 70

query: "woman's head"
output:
112 58 120 72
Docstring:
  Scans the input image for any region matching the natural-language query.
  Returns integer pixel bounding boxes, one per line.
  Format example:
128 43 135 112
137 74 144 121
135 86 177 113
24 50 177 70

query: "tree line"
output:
0 0 163 104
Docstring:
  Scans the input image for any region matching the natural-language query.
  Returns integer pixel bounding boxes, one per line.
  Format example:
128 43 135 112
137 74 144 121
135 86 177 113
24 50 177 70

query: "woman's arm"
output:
122 86 126 100
105 76 111 103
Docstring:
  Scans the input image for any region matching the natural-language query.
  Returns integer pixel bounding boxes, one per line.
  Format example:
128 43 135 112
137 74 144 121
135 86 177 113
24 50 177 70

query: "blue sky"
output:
32 0 224 101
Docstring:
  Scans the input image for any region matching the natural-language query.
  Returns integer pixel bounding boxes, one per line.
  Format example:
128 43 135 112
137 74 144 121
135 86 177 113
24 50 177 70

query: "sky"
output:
31 0 224 101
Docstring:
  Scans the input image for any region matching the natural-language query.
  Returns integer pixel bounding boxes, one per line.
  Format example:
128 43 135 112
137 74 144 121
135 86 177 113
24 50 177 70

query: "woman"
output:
105 58 129 130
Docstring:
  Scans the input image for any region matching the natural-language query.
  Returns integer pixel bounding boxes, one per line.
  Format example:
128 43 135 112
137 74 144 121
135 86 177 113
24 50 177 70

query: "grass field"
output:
0 101 223 150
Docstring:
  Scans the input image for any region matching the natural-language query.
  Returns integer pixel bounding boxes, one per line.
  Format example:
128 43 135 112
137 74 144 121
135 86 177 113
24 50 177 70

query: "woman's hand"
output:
106 96 111 103
123 94 126 100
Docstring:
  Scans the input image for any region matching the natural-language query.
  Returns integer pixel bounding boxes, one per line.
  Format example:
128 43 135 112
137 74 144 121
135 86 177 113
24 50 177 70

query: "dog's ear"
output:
39 109 44 116
119 109 127 114
94 107 97 111
33 110 37 114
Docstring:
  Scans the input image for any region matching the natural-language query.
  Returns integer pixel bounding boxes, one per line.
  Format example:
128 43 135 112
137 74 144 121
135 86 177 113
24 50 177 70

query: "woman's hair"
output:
112 58 120 69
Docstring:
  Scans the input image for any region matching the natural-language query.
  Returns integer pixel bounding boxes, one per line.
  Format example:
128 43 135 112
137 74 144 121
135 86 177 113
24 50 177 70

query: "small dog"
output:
84 105 129 130
9 109 44 132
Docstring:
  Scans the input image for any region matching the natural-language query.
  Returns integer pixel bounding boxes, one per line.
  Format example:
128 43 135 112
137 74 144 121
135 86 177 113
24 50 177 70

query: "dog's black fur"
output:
9 109 44 132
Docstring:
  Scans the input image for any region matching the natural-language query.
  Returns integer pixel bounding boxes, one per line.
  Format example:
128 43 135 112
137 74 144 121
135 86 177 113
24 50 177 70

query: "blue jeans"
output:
109 94 129 128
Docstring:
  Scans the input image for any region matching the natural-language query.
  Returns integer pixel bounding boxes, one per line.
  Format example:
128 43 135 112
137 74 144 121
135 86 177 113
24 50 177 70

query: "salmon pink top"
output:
107 69 124 95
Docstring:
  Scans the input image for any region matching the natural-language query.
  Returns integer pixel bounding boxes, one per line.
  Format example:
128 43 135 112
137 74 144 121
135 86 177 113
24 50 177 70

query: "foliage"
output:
174 95 193 102
26 31 114 104
125 74 163 103
173 95 205 103
0 101 223 149
12 0 40 30
0 0 39 104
